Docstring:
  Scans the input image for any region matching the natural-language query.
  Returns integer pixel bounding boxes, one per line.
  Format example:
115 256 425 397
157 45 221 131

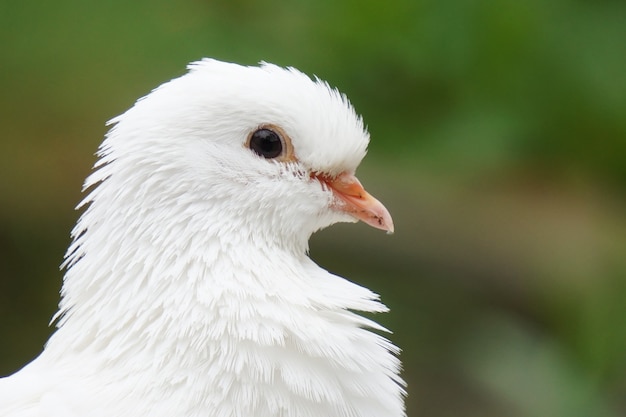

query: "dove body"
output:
0 59 404 417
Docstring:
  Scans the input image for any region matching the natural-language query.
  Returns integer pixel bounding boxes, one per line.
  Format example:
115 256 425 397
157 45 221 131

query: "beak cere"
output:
316 172 394 233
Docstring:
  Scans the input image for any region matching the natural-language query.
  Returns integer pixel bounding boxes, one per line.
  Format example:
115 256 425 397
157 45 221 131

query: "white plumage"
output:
0 59 405 417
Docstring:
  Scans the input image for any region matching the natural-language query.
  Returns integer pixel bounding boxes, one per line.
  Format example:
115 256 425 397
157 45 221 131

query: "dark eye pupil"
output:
249 129 283 159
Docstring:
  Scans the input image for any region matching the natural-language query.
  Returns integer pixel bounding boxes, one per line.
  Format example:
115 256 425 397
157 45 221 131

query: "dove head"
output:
74 59 392 258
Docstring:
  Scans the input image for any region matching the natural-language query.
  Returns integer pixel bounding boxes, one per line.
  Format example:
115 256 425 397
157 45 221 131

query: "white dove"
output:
0 59 405 417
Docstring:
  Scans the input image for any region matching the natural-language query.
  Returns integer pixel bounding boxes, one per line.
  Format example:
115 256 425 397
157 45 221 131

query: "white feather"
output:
0 59 405 417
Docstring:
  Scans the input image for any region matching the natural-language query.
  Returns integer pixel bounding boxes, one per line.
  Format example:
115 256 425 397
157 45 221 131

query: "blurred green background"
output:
1 0 625 416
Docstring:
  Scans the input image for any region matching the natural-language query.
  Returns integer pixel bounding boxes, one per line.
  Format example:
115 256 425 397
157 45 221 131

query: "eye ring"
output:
246 124 295 162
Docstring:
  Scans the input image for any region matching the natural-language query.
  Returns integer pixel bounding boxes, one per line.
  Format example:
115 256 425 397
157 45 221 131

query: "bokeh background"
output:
1 1 625 416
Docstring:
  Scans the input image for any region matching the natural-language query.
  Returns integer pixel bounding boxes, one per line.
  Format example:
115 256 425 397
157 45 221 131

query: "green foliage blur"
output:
1 1 625 416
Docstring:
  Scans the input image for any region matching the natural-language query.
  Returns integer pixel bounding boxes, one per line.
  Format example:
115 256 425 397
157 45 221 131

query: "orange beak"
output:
316 172 394 233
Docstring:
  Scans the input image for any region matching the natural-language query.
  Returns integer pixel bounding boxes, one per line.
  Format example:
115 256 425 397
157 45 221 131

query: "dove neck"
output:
48 182 320 354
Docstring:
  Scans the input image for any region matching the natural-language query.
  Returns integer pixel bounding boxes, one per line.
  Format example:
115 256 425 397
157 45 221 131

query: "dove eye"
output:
246 124 295 162
249 128 283 159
